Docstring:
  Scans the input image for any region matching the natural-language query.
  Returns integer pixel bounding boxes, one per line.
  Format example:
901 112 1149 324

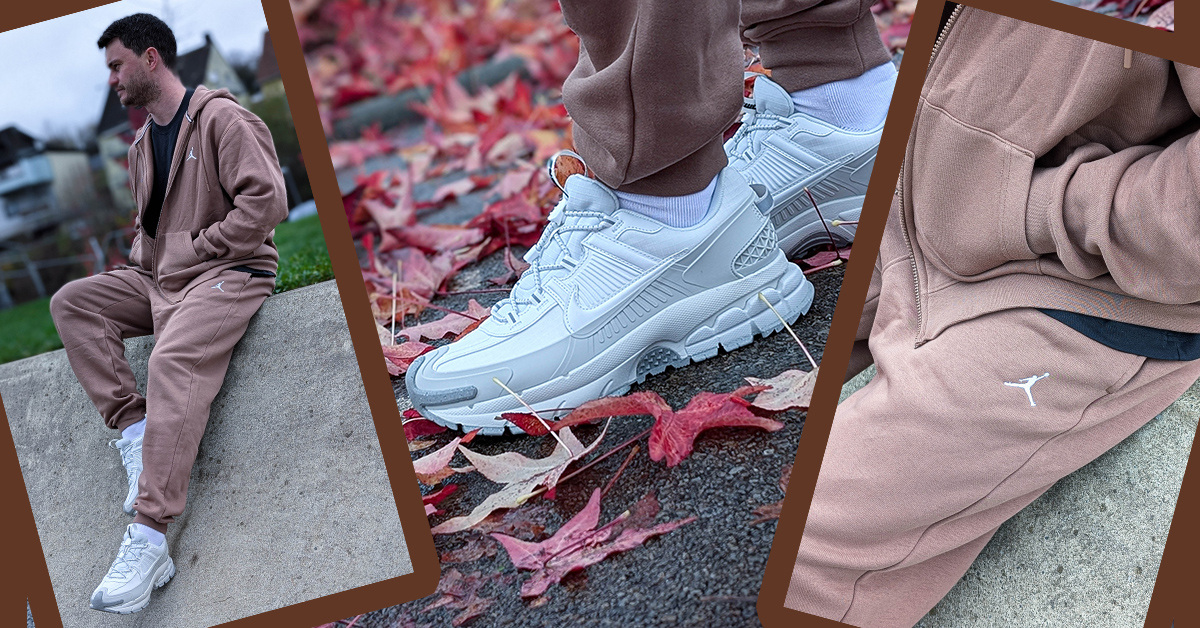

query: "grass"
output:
273 213 335 293
0 297 61 363
0 213 335 364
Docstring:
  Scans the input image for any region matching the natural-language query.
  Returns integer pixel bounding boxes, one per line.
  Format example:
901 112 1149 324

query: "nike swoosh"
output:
564 258 673 337
760 149 854 211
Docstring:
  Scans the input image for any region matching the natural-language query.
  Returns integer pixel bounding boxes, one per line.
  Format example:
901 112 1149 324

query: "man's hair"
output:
97 14 177 69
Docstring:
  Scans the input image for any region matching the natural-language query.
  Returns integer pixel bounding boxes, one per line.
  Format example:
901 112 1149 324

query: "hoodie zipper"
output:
897 2 964 347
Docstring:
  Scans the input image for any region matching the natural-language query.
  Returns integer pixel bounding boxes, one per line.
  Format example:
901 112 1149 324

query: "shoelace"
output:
109 438 142 480
727 103 788 163
492 198 613 321
106 534 150 584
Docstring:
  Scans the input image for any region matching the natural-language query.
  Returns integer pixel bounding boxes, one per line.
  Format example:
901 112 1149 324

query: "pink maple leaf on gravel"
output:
492 487 696 598
396 299 490 343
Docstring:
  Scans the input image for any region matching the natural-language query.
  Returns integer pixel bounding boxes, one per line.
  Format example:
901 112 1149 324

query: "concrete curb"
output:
5 280 412 628
839 366 1197 627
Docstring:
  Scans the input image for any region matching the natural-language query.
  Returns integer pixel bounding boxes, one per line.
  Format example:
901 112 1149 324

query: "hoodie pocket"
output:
157 230 205 292
909 102 1037 278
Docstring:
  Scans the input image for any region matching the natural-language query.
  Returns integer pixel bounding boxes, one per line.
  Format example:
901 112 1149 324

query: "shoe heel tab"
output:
749 182 773 218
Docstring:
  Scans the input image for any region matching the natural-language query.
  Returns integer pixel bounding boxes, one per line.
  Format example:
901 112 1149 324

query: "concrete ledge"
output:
839 366 1197 627
3 280 412 628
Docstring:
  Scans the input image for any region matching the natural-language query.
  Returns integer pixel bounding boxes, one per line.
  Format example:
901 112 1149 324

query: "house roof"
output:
0 127 39 170
97 37 213 136
256 31 278 84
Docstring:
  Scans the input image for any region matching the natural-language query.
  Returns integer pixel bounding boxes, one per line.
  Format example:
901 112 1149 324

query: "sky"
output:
0 0 270 140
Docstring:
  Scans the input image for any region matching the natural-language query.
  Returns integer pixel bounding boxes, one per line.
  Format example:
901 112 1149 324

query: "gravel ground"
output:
342 163 847 627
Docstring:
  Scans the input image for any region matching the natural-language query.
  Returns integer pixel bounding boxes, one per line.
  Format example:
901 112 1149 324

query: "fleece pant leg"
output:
132 271 274 532
49 270 155 432
784 250 1200 626
559 0 889 195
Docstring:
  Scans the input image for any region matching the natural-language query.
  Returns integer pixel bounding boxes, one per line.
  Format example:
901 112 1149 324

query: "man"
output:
49 13 288 614
786 5 1200 626
407 0 895 433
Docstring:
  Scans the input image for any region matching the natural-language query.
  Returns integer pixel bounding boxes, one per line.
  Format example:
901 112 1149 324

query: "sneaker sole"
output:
412 253 813 434
90 556 175 614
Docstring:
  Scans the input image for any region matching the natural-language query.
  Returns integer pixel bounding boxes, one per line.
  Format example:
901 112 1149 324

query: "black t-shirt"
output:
144 88 195 238
1041 309 1200 361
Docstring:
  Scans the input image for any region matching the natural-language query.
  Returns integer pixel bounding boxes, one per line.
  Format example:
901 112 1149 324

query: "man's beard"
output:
119 73 161 110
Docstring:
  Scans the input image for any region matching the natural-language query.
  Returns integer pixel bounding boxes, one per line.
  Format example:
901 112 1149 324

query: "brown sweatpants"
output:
559 0 890 195
784 201 1200 626
50 267 274 533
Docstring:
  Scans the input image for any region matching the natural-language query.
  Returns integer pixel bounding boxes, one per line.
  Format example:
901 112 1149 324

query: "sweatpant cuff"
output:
133 513 168 534
113 411 145 433
761 13 892 93
609 136 729 196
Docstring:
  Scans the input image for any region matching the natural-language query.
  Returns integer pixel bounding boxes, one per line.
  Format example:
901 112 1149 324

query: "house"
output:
96 34 248 210
255 30 283 99
0 127 96 241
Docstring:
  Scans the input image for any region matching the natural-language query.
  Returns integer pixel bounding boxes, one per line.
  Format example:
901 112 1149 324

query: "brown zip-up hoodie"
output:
126 85 288 301
899 6 1200 345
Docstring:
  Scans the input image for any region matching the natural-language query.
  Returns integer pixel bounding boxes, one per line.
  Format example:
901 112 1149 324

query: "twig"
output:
390 268 398 344
526 425 652 500
344 615 364 628
758 293 817 369
804 187 838 251
601 445 640 499
802 260 843 275
492 377 569 451
830 220 858 227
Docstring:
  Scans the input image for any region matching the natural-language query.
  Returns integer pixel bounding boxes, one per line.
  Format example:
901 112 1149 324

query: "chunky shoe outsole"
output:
409 253 813 435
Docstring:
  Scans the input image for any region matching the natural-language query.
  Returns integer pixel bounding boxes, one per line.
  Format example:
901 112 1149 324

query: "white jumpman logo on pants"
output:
1004 372 1050 407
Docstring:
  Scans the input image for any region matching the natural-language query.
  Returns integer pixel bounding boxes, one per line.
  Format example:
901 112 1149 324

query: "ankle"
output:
614 174 719 228
789 61 897 132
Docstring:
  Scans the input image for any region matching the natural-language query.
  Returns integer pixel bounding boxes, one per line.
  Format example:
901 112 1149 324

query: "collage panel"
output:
760 1 1200 627
302 0 916 625
0 0 438 625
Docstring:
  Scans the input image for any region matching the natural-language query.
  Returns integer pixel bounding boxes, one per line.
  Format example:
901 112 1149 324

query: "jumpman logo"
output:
1004 372 1050 407
211 281 225 292
187 147 197 161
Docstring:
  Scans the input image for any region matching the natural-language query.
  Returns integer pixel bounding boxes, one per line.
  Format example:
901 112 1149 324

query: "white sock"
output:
790 61 897 132
614 175 718 227
122 417 146 441
132 523 165 546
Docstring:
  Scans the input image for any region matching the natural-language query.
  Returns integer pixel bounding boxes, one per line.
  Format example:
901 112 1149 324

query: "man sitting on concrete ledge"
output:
49 13 287 614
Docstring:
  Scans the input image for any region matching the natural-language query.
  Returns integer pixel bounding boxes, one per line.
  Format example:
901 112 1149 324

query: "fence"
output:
0 227 131 309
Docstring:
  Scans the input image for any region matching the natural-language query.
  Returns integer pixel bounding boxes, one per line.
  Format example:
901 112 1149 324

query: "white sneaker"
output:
407 156 814 434
109 433 142 515
725 74 882 256
90 524 174 614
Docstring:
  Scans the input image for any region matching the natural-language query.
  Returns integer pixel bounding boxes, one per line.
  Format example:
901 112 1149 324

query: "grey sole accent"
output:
413 258 814 437
406 353 479 422
775 198 861 258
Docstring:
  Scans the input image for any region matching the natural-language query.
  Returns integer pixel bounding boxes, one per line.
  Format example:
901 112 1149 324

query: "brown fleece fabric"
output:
786 198 1200 626
51 86 287 532
560 0 889 195
788 8 1200 625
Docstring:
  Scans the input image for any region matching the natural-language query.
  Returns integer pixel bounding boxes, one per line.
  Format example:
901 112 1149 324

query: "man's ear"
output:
144 46 161 72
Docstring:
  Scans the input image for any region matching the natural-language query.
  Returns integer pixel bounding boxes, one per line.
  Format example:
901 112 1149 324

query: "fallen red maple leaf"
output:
413 435 474 486
380 341 433 376
648 386 781 467
492 488 696 598
423 568 493 627
396 299 490 343
404 416 448 441
503 388 780 467
745 367 820 412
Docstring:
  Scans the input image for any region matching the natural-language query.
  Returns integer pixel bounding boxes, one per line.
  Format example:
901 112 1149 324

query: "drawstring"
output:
1124 49 1133 69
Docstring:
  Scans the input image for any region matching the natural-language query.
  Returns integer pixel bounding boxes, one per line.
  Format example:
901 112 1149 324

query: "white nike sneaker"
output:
724 74 882 256
90 524 174 614
109 431 142 515
407 154 814 434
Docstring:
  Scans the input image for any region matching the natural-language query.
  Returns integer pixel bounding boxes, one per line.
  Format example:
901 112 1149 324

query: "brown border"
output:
1 1 441 626
757 1 1200 627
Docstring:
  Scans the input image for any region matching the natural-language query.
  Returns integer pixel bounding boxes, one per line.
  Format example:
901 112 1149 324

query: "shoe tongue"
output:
752 75 794 118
